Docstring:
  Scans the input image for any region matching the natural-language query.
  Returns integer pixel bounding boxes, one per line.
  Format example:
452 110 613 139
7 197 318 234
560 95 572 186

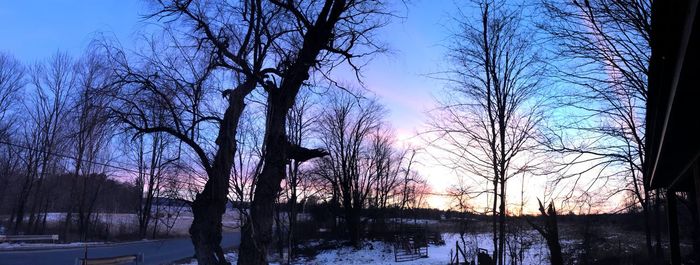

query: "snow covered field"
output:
0 209 242 239
301 233 555 265
178 233 557 265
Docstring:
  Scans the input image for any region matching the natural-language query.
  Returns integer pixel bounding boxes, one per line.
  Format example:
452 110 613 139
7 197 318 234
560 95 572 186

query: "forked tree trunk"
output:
238 2 346 263
190 81 253 265
238 91 288 265
238 91 329 265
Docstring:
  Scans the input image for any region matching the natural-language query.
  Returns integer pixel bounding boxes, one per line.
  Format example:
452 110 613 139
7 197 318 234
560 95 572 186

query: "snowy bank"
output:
176 233 557 265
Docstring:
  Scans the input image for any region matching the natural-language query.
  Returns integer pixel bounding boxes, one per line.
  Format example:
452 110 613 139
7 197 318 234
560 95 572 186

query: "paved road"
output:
0 232 240 265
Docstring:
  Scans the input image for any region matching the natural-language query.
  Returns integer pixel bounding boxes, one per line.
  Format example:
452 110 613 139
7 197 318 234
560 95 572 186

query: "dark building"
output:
646 1 700 264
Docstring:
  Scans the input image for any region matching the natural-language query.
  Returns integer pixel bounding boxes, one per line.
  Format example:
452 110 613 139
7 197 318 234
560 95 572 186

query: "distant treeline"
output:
0 172 139 215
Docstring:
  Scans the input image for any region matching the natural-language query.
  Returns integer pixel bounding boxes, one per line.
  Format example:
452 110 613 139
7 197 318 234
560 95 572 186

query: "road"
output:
0 232 240 265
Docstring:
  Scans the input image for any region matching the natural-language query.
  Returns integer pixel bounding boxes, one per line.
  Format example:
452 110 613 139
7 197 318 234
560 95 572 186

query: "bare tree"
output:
0 52 25 214
283 91 317 262
313 91 385 247
368 131 418 214
237 1 390 263
11 52 74 234
109 0 387 262
105 28 251 263
427 1 546 264
62 52 114 241
397 152 422 210
538 0 657 259
0 53 24 135
448 179 477 214
122 1 305 262
130 128 178 239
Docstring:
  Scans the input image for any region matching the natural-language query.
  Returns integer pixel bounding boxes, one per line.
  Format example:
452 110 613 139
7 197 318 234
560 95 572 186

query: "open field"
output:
0 209 242 241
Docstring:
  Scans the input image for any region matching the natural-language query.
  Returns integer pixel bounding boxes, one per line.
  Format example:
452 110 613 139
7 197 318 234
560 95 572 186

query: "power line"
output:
0 139 213 188
0 139 142 174
424 192 454 197
0 139 458 199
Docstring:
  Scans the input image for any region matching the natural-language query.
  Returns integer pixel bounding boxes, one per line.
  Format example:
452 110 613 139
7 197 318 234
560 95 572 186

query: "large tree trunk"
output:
237 4 342 262
237 98 330 265
190 179 230 265
238 88 329 264
347 208 361 248
238 91 288 265
190 81 252 265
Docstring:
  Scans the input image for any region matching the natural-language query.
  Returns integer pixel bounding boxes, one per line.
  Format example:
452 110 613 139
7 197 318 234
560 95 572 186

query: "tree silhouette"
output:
427 1 546 264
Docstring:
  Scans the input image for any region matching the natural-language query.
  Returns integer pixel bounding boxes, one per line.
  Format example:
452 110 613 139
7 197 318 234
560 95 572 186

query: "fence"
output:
75 254 143 265
450 240 491 265
393 227 429 262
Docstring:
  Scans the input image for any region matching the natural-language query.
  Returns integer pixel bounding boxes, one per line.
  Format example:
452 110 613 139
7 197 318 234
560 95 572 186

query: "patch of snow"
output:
173 233 557 265
330 232 551 265
178 253 281 265
385 218 441 226
297 234 472 265
0 242 106 250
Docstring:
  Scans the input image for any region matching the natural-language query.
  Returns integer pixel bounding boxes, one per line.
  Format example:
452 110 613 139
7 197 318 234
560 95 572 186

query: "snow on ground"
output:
178 253 281 265
300 233 552 265
302 241 433 265
175 233 555 265
384 218 441 226
1 210 242 238
0 241 107 250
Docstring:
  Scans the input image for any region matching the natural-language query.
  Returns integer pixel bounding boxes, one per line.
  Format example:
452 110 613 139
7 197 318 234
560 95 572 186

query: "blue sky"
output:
0 0 147 61
0 0 558 210
0 0 453 138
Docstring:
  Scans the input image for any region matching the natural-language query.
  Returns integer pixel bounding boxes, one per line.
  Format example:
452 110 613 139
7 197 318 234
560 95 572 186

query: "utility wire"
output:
0 139 205 184
0 139 142 174
0 139 208 188
0 139 454 198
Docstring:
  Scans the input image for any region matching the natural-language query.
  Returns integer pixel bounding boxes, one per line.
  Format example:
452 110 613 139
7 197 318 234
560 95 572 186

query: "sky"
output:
0 0 452 132
0 0 616 213
0 0 462 207
0 0 451 140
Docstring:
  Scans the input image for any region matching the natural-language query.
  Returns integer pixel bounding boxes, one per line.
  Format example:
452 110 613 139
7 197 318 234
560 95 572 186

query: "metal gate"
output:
393 227 429 262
